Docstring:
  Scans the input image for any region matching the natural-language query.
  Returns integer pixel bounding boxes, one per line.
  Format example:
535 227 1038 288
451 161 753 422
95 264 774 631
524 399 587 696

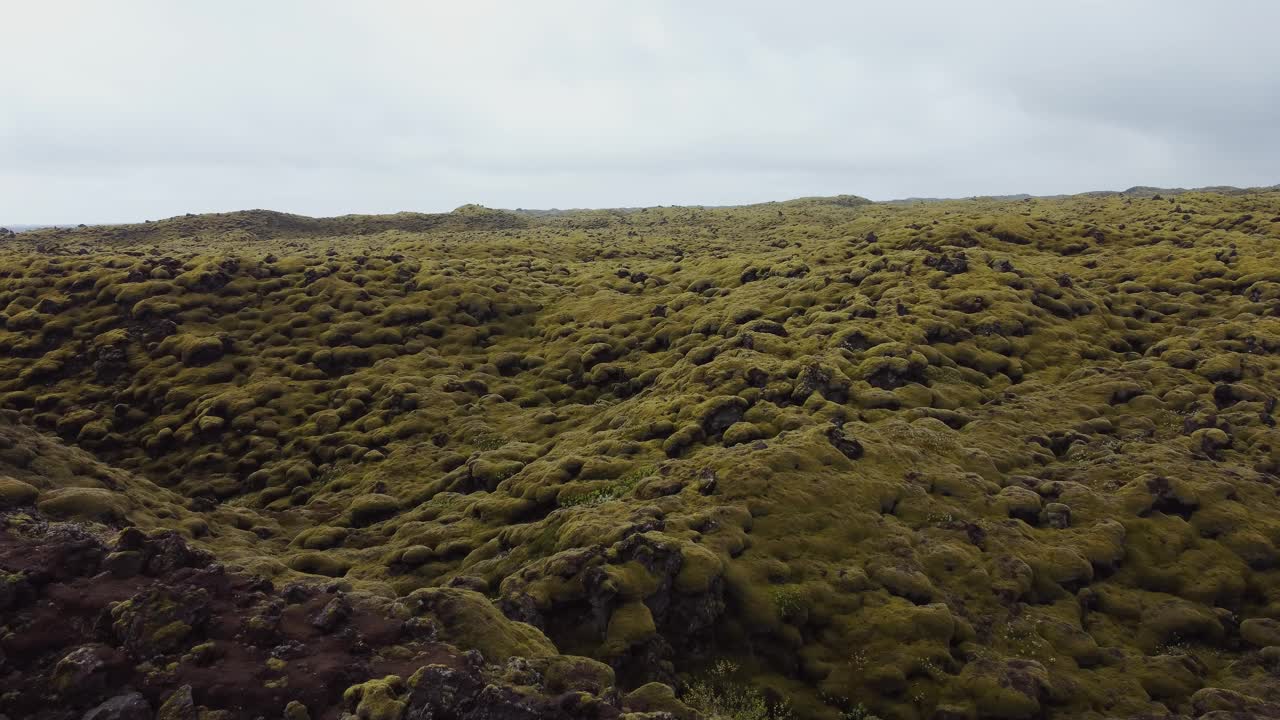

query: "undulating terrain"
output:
2 189 1280 719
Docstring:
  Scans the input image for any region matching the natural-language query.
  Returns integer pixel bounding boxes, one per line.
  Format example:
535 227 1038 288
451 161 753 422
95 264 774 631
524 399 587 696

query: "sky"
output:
3 1 1279 223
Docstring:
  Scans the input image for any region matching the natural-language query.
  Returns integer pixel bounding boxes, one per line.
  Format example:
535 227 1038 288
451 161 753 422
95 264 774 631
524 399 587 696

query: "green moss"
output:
36 487 126 523
284 700 312 720
468 458 525 487
1241 618 1280 648
293 525 348 550
559 464 653 507
0 476 38 507
626 682 699 719
393 545 429 566
151 620 192 652
769 586 806 623
5 191 1280 720
537 655 615 695
286 551 351 577
603 599 657 654
683 660 792 720
347 493 400 526
407 587 556 661
164 333 226 366
676 543 726 593
343 675 407 720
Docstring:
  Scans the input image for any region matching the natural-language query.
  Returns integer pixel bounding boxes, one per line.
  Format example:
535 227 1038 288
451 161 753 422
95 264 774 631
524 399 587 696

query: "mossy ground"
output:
2 191 1280 718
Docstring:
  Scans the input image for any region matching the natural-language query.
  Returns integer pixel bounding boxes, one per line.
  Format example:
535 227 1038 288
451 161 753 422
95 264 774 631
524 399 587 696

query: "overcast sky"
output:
3 1 1279 223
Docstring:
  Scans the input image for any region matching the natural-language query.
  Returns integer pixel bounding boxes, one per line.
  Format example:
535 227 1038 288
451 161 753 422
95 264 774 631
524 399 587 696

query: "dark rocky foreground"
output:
7 505 1279 719
0 506 699 720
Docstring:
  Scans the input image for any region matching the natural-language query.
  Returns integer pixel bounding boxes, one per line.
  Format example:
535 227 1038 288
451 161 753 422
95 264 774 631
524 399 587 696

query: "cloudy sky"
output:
3 1 1278 223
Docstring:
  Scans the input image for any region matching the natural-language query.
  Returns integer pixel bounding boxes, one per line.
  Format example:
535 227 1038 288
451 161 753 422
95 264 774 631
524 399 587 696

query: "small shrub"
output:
683 660 791 720
770 586 806 622
560 465 653 508
472 433 507 451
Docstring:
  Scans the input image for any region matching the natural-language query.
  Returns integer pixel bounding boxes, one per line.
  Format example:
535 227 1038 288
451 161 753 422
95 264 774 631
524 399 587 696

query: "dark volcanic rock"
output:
81 691 152 720
0 506 680 720
827 423 865 459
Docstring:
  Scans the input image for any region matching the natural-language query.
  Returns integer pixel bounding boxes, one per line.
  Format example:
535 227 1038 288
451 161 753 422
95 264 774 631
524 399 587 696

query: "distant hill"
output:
9 186 1276 234
0 224 78 233
1080 183 1280 198
8 206 530 245
886 183 1280 204
10 197 880 248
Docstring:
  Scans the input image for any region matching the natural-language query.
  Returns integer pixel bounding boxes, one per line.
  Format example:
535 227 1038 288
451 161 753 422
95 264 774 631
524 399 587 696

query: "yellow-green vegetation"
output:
343 675 408 720
685 660 794 720
3 191 1280 718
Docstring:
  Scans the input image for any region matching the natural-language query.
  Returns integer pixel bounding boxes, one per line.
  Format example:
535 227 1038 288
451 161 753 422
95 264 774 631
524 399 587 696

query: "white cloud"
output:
2 0 1277 222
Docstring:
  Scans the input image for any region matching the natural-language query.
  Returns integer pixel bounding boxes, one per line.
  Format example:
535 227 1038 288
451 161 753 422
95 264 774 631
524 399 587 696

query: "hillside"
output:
2 191 1280 719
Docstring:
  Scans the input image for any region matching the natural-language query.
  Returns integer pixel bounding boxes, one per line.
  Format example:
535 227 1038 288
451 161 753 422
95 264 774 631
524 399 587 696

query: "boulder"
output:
155 685 196 720
1240 617 1280 648
996 486 1042 522
81 692 151 720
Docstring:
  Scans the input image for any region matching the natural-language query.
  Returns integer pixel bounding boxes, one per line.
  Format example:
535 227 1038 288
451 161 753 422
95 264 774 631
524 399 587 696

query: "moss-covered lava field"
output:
3 189 1280 719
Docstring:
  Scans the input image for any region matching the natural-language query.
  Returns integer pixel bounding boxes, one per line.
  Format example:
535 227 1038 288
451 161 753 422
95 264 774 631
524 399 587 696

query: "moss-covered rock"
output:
407 587 556 661
624 682 698 719
36 488 126 523
347 494 399 527
1241 617 1280 648
286 551 351 577
0 476 38 507
343 675 406 720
